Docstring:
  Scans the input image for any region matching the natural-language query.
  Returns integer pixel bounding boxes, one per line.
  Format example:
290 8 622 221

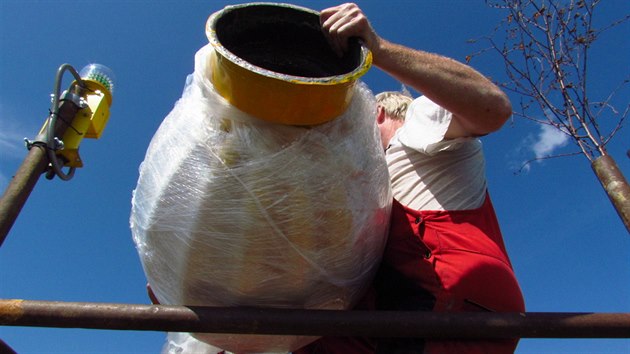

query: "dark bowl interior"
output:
213 4 363 78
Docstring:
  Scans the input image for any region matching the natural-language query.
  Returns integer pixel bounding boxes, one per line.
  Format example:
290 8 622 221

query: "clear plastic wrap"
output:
162 333 227 354
130 44 392 353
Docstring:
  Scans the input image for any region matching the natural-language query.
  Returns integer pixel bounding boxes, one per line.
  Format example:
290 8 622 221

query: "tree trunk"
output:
592 155 630 234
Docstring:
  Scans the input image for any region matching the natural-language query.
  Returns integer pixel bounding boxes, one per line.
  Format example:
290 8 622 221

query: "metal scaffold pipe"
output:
1 299 629 339
0 144 49 244
0 100 80 246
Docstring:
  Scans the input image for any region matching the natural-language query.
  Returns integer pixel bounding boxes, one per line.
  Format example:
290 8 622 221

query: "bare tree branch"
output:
514 151 583 175
478 0 628 162
475 0 630 232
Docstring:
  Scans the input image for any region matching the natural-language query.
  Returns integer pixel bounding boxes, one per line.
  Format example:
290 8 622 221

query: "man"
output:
295 3 525 353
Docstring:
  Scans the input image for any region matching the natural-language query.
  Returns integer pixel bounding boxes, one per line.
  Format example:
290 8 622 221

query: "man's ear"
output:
376 106 386 124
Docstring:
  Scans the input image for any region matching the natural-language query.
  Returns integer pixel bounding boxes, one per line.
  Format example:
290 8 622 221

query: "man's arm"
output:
320 3 512 139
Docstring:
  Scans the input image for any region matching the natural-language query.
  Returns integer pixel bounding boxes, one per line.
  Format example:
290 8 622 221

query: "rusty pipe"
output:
1 299 629 339
0 100 80 246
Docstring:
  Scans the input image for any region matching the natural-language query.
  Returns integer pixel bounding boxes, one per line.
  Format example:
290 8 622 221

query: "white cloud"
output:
508 123 571 174
0 102 39 190
0 130 26 156
0 120 30 159
532 124 570 159
0 100 40 158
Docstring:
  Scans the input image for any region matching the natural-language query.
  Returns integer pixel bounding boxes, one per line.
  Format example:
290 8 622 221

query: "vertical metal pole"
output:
0 101 79 246
0 144 49 245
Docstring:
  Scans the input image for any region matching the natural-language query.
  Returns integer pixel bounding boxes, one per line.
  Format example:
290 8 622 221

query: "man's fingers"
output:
320 6 347 56
320 3 372 56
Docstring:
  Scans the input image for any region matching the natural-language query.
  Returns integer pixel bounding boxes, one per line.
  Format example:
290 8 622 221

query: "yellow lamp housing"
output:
83 79 113 139
56 64 114 168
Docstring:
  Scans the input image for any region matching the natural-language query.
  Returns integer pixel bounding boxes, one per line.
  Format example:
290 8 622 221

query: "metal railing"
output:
2 299 630 339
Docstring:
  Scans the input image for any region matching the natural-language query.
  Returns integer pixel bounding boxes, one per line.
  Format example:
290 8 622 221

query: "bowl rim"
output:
206 2 372 86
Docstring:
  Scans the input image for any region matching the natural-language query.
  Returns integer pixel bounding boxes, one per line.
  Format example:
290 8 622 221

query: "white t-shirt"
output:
385 96 487 211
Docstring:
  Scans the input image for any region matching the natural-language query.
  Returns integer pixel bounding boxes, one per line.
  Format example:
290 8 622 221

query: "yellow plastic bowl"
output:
206 2 372 126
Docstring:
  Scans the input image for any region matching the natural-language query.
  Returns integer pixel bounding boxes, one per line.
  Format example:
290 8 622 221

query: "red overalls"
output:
295 193 525 354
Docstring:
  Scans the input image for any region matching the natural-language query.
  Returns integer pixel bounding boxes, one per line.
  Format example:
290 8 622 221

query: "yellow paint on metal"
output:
82 79 113 139
57 79 113 167
209 49 371 125
205 3 372 126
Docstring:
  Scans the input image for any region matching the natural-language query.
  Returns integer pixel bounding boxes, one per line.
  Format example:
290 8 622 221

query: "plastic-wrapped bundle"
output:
130 44 391 353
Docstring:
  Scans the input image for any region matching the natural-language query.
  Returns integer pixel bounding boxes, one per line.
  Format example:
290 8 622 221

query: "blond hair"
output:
375 91 413 121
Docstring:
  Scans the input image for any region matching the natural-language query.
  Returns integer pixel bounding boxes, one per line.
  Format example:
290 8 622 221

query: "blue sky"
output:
1 1 628 353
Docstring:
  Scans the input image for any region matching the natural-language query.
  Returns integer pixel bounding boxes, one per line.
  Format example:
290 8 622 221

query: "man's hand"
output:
320 3 380 57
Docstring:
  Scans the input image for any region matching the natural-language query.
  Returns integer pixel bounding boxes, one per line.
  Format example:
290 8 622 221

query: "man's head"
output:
375 91 412 149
